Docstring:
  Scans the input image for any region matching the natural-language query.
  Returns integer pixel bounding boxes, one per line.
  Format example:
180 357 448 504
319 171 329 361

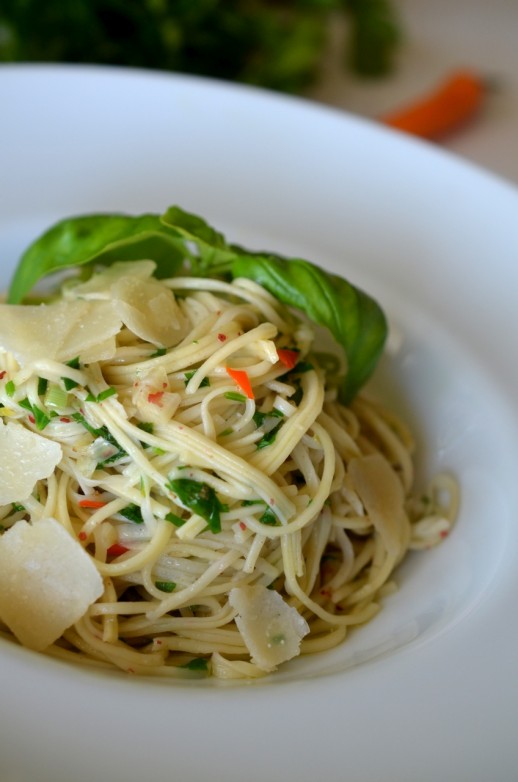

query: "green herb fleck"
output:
165 512 186 527
37 377 48 396
150 347 167 358
181 657 209 672
155 580 176 593
259 506 279 526
224 391 247 402
120 504 144 524
167 478 225 533
5 380 15 397
63 357 80 390
184 370 210 388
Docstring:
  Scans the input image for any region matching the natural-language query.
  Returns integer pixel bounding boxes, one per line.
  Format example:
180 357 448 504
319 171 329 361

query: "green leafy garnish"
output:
184 370 210 388
164 511 185 527
155 580 176 593
72 412 126 466
167 478 225 534
8 205 387 402
62 356 81 390
120 504 144 524
181 657 209 672
86 387 117 403
5 380 15 397
7 212 186 305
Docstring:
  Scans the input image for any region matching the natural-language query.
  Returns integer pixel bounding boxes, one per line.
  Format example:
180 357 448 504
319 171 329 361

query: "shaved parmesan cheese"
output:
64 260 156 299
0 300 122 366
112 276 188 347
348 452 409 557
0 517 103 651
229 584 309 672
0 421 62 504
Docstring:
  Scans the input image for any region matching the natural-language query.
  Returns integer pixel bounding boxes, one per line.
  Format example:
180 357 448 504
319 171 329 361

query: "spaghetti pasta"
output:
0 235 458 679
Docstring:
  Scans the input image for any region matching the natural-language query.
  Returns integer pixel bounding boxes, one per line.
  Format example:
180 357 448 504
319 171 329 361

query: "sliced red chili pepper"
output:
277 348 299 370
107 543 129 557
78 499 107 509
225 367 254 400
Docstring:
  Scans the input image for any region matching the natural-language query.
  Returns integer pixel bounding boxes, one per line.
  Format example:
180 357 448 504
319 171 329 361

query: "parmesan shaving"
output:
228 584 309 672
0 421 62 504
348 452 410 557
0 517 103 651
0 300 122 365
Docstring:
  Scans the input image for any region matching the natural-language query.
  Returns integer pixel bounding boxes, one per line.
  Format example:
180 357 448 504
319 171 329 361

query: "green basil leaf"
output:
8 213 186 303
167 478 223 534
160 205 236 275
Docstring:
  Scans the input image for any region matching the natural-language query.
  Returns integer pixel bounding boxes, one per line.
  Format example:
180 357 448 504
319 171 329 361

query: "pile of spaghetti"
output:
0 209 457 679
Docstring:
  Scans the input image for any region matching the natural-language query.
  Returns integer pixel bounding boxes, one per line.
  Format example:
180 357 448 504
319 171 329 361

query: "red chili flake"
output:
28 414 35 424
148 391 164 406
277 348 299 370
78 498 106 509
440 530 449 539
127 667 136 674
0 371 6 380
60 416 71 423
239 521 247 531
217 333 227 342
320 588 331 598
78 531 87 541
107 543 129 557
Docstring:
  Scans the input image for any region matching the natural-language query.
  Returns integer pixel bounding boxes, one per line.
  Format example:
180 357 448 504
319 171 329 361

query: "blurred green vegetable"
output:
0 0 401 92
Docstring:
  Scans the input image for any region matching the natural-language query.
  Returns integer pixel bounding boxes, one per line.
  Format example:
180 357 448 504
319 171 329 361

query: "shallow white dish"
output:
1 64 518 782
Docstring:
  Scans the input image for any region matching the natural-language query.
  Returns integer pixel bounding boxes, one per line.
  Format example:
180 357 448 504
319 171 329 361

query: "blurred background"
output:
1 0 517 183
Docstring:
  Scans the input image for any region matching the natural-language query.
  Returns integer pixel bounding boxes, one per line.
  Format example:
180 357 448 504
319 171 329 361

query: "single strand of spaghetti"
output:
99 577 119 643
243 532 267 574
300 625 348 654
94 520 172 577
19 358 87 387
147 548 243 620
53 470 77 535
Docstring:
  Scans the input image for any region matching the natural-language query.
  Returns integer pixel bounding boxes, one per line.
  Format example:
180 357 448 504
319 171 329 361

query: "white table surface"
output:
308 0 518 188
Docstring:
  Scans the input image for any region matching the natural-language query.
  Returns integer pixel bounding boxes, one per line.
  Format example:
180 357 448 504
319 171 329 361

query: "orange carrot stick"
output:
381 70 485 140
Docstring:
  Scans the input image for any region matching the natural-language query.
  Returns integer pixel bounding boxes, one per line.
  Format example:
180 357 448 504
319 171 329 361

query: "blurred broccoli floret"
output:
0 0 401 92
